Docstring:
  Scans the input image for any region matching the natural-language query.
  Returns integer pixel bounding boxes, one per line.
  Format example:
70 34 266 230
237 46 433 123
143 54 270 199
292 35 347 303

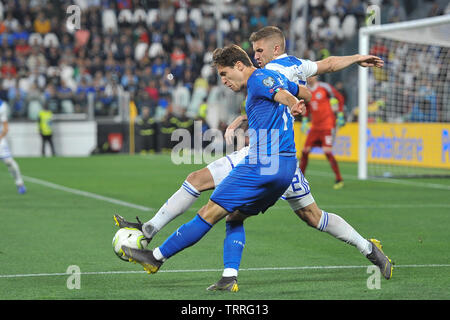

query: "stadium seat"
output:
102 8 118 33
324 0 338 13
309 16 324 35
175 8 188 24
43 32 59 48
328 15 341 31
218 19 231 33
189 8 202 27
146 9 159 26
293 16 306 36
148 42 164 58
135 42 148 61
134 9 147 24
342 14 357 39
118 9 133 24
28 33 43 46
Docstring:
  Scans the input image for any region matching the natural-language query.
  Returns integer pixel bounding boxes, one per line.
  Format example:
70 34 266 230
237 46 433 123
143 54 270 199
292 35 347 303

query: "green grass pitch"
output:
1 154 449 301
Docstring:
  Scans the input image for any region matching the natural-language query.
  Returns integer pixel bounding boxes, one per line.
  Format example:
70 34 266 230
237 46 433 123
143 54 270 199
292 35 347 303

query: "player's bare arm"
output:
0 121 8 140
273 89 306 117
315 54 384 74
297 84 312 103
224 114 248 145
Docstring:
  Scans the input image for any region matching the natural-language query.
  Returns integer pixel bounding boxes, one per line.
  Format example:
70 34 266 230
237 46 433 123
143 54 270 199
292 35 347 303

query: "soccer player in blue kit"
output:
121 44 307 275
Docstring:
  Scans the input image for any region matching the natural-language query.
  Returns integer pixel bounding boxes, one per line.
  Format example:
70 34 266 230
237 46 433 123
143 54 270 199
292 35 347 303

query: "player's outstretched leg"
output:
123 205 222 276
302 206 394 279
121 246 163 274
141 178 202 239
115 168 214 241
366 238 394 280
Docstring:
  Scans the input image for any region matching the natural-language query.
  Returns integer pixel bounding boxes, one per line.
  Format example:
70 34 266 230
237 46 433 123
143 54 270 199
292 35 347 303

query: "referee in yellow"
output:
38 104 56 157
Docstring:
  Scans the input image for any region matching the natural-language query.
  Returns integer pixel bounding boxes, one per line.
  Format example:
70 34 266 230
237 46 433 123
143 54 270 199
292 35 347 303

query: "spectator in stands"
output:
408 79 438 122
44 83 59 113
57 79 74 113
151 56 168 79
1 59 16 77
26 45 47 74
8 79 27 117
387 0 407 23
121 68 139 94
33 12 51 34
102 73 122 115
135 105 157 154
2 0 446 127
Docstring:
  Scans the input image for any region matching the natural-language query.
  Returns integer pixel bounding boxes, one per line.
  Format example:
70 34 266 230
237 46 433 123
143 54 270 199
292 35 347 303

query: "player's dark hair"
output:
212 44 253 68
249 26 286 51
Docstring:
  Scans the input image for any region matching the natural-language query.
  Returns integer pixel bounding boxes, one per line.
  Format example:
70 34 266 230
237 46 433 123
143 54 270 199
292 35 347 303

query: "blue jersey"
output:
245 68 298 161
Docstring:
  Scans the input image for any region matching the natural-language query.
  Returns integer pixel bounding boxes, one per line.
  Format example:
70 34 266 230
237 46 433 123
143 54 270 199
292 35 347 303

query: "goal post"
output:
358 15 450 179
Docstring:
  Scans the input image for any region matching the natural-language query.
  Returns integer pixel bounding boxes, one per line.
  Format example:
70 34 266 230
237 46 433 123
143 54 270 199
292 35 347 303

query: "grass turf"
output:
1 154 449 301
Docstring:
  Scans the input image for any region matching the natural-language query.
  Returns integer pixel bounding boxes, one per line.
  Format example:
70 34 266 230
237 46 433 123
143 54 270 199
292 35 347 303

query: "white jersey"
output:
0 100 12 159
265 53 318 85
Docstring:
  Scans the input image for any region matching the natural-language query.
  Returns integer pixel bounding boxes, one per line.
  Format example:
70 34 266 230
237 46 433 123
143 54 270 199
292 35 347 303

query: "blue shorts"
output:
210 155 297 215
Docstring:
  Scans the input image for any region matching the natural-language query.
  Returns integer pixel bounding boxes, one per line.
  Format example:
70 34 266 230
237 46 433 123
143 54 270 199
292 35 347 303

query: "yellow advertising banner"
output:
294 122 450 169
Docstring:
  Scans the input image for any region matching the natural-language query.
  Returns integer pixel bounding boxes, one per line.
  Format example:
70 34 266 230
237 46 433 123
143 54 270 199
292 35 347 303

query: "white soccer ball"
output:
112 227 149 261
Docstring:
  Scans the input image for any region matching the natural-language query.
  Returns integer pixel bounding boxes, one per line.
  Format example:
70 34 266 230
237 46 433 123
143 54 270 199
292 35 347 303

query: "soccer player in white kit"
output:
115 26 393 290
0 99 26 194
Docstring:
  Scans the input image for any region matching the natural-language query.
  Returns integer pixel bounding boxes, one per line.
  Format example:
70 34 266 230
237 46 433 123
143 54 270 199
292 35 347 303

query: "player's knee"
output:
3 157 13 167
186 168 215 192
226 211 249 223
324 150 333 157
198 201 228 225
186 170 203 190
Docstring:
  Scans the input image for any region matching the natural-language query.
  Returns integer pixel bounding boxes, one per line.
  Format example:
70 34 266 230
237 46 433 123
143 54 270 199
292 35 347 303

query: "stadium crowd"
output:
0 0 448 128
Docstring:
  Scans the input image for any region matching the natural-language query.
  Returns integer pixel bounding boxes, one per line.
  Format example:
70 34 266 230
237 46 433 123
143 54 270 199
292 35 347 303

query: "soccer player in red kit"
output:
300 75 345 189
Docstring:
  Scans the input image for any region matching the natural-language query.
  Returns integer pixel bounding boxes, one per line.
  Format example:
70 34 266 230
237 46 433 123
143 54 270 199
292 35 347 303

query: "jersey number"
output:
291 174 303 192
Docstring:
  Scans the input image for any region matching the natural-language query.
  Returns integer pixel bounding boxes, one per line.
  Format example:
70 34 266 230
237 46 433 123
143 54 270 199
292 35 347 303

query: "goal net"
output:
358 15 450 179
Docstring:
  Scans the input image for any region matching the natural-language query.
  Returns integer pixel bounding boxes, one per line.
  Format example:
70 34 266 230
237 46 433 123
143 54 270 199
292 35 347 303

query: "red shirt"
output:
305 82 344 130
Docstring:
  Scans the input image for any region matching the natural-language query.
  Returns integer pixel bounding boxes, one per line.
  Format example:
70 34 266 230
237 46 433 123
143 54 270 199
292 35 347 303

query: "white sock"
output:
143 180 200 237
4 158 24 186
153 247 166 262
317 211 372 256
222 268 238 278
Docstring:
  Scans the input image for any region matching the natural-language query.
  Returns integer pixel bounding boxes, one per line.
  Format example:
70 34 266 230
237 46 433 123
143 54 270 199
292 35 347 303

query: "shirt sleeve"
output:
285 78 299 97
299 59 318 78
250 71 286 101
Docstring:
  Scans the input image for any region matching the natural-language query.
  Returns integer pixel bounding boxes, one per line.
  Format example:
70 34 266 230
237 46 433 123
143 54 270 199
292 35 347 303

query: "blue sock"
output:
159 214 212 259
223 221 246 271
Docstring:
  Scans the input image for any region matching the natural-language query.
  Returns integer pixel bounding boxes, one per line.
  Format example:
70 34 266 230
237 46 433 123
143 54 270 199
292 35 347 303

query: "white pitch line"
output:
23 175 153 212
308 170 450 191
278 203 450 209
1 264 450 279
